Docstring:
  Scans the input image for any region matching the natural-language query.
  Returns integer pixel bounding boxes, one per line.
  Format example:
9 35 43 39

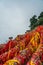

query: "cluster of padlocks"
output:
0 26 43 65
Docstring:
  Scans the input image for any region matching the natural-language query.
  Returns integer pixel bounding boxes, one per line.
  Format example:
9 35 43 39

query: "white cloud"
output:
0 1 27 43
0 0 43 43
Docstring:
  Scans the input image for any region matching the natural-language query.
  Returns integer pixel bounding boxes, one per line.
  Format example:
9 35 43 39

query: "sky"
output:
0 0 43 43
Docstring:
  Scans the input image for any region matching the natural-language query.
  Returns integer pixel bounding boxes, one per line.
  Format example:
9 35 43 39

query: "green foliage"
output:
29 12 43 30
38 12 43 19
29 15 37 30
38 17 43 25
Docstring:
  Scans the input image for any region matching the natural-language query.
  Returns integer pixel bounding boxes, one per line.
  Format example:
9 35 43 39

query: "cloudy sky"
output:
0 0 43 43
